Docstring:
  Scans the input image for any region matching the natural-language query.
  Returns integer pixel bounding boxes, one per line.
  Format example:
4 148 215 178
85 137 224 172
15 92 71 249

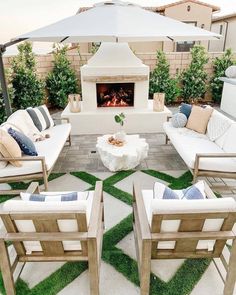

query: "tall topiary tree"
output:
149 50 180 104
210 49 235 103
181 45 209 102
11 42 45 109
46 45 78 108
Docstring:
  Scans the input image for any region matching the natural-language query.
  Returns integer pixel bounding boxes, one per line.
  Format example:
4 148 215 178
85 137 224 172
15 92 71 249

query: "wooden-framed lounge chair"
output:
0 181 103 295
133 181 236 295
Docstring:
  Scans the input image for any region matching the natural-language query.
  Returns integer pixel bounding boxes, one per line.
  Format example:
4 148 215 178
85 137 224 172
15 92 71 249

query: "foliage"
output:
149 50 180 104
114 112 126 127
90 42 100 54
180 45 209 102
11 42 45 109
210 48 235 103
0 69 14 124
46 44 78 108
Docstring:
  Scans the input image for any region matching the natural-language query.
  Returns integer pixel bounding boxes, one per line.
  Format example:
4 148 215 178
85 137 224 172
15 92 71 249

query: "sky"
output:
0 0 236 55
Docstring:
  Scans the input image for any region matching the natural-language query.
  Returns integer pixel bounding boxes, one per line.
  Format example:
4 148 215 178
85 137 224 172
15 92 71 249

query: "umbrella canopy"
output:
14 0 220 43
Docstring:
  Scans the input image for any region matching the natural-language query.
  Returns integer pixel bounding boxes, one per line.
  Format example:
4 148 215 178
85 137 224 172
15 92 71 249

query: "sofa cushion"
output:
207 110 232 142
225 65 236 78
0 129 22 167
142 190 236 250
222 124 236 153
2 110 40 140
171 113 187 128
8 128 38 156
27 105 54 132
179 103 192 118
164 122 236 172
0 123 71 178
186 106 213 134
3 191 94 253
0 153 7 169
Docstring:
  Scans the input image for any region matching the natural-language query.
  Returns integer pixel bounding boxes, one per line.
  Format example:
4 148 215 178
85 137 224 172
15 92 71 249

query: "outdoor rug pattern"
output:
0 170 214 295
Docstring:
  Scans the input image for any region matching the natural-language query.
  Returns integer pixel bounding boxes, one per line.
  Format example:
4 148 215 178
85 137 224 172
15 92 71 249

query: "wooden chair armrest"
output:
133 182 151 240
204 181 217 199
26 182 40 194
196 153 236 159
53 118 70 124
0 156 46 162
88 181 103 239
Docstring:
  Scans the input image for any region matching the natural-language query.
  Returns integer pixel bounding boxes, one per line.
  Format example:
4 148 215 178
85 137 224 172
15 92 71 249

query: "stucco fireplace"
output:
61 42 171 134
80 42 149 112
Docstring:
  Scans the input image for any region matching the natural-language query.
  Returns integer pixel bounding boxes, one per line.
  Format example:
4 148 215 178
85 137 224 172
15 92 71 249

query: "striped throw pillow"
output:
26 105 54 132
20 191 90 202
153 181 206 200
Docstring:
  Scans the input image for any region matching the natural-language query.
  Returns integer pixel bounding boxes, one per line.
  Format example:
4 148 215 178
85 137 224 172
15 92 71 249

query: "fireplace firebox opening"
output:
96 83 134 107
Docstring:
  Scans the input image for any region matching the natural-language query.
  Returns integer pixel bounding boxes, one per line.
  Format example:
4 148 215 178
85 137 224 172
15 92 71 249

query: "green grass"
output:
0 170 213 295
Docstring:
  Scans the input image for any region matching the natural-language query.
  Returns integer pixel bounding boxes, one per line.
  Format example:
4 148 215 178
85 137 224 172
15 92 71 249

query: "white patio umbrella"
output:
14 0 220 43
1 0 221 116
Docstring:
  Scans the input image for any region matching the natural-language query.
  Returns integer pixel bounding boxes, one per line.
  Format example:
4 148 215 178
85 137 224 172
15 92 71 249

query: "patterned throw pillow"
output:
171 113 188 128
8 128 38 156
20 191 90 202
153 181 206 200
26 105 54 132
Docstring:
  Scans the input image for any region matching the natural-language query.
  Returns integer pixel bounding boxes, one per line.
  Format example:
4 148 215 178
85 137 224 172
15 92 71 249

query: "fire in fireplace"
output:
96 83 134 107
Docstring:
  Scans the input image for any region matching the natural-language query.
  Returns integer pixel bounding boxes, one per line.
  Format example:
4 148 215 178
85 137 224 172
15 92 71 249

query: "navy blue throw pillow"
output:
179 103 192 118
8 128 38 156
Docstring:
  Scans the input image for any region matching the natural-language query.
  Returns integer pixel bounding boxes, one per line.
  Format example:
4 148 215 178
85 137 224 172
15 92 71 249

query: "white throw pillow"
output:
207 110 232 141
225 66 236 78
4 110 41 140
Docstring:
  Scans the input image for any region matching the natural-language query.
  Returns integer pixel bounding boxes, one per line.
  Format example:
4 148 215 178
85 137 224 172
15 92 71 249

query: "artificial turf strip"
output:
103 185 133 205
71 171 101 186
0 170 213 295
103 170 135 186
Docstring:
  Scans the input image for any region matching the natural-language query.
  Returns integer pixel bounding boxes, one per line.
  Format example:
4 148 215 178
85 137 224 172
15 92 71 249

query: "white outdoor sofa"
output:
164 109 236 182
0 110 71 194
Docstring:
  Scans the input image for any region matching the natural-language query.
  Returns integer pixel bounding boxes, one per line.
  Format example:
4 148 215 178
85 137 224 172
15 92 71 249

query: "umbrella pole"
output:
0 45 12 116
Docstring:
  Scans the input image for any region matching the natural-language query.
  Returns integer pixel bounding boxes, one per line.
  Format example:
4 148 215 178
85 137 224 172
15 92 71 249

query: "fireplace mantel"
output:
83 74 148 83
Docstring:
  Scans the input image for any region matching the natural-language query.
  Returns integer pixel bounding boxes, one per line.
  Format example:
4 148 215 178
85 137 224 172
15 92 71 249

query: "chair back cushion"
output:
142 190 236 250
3 191 94 253
221 124 236 153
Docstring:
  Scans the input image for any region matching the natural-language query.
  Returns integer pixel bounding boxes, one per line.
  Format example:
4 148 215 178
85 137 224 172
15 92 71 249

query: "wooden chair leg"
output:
0 240 16 295
165 135 169 145
140 239 152 295
68 134 72 146
88 238 99 295
224 239 236 295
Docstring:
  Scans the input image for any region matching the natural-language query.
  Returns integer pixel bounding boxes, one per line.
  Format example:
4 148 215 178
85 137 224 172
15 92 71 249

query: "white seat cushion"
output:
164 122 236 172
3 191 94 253
0 123 71 178
142 190 236 250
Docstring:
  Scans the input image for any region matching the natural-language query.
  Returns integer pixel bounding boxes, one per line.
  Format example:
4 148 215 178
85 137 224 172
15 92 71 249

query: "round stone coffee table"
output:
96 134 149 172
